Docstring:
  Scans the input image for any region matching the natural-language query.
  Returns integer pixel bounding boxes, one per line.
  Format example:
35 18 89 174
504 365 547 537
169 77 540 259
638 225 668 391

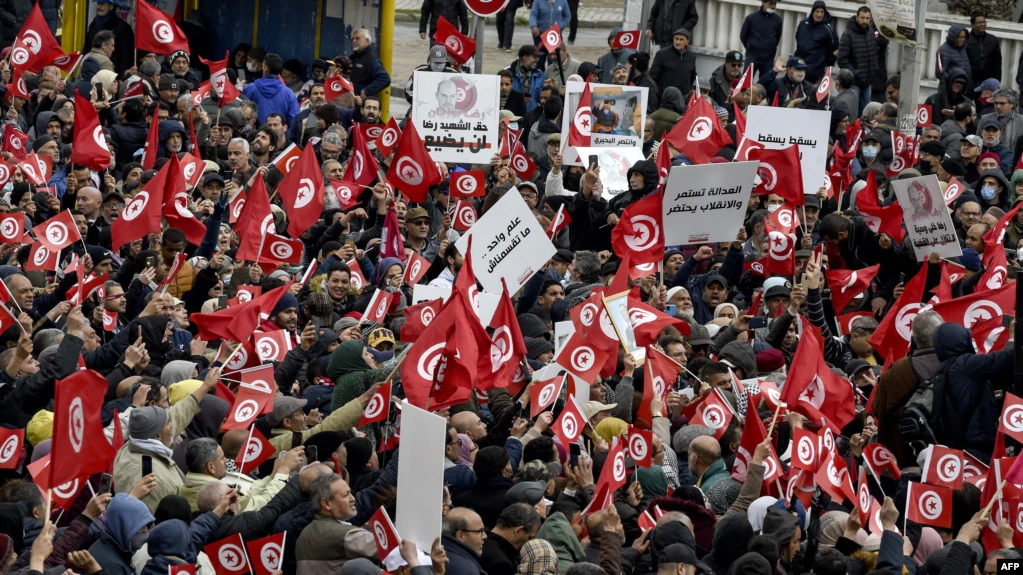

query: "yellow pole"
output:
252 0 260 46
379 0 394 120
61 0 87 53
314 0 324 59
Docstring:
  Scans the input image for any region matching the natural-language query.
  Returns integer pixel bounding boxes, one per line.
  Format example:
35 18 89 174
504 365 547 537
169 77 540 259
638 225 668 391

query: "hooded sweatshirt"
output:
794 1 839 80
242 76 301 125
89 494 155 575
608 159 659 215
937 25 972 87
977 168 1011 211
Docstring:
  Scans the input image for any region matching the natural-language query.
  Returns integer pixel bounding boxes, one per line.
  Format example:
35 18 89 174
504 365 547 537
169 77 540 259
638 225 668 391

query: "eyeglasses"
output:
458 528 486 535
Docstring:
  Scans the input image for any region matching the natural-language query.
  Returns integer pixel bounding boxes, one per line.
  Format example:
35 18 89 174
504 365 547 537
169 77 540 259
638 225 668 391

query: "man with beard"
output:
359 97 384 125
288 85 356 145
265 113 290 150
667 287 695 321
709 50 744 107
429 242 463 288
506 46 544 112
93 280 127 339
838 6 881 117
158 120 187 160
250 127 277 167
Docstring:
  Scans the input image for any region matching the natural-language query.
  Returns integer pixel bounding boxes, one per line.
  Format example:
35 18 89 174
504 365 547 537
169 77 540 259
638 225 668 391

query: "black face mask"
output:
563 170 582 192
918 159 933 174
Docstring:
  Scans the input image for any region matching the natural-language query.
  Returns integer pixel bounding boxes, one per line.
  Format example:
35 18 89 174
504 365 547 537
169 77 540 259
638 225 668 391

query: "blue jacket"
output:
794 1 839 80
669 245 744 325
242 77 301 125
740 9 783 63
350 49 392 99
934 323 1014 458
506 60 545 112
529 0 571 34
140 515 219 575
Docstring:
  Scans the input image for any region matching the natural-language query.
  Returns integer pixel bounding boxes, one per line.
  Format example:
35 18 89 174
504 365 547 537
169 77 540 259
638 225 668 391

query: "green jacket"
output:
270 397 364 455
535 512 586 573
697 458 730 495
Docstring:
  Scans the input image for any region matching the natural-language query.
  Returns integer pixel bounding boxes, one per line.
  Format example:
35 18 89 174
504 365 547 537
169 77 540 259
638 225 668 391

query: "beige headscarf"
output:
519 539 559 575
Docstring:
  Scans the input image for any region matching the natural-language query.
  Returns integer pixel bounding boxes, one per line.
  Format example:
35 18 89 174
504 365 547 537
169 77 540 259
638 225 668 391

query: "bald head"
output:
5 274 34 311
299 462 333 493
689 435 722 478
77 187 102 218
450 411 486 440
197 480 229 511
657 511 694 534
116 375 142 398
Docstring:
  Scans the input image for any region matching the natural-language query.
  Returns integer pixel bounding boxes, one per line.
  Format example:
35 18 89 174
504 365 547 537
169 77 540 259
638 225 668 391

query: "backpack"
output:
898 365 964 458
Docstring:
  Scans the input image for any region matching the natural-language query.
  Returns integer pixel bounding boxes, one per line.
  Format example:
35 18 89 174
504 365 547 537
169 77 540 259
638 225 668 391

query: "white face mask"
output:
765 7 776 13
246 62 258 72
767 204 781 213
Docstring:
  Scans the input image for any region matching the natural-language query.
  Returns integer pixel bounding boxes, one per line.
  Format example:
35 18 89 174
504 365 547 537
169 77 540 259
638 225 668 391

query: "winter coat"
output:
87 494 156 575
937 25 972 89
632 73 660 113
106 118 149 168
772 74 814 107
696 458 729 494
140 515 219 575
112 396 201 513
80 48 115 82
837 15 880 88
669 245 744 325
270 395 364 455
0 332 82 427
157 119 188 161
927 68 972 125
873 348 940 467
794 1 839 81
596 33 633 84
0 0 32 46
740 9 782 64
982 143 1013 178
535 512 586 572
934 322 1014 458
978 167 1012 210
242 77 301 125
480 531 519 575
505 60 545 112
419 0 469 35
83 13 135 75
708 65 735 108
526 116 560 160
178 470 288 514
295 517 364 575
544 54 581 90
529 0 571 35
450 445 523 528
443 534 488 575
649 87 684 140
349 47 391 99
608 159 660 215
646 0 699 47
967 29 1001 86
649 43 697 102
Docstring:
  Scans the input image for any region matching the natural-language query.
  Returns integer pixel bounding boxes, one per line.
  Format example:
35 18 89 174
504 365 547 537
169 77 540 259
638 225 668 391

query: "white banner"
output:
396 401 446 552
868 0 919 45
661 161 758 245
560 82 648 159
412 71 500 164
890 175 962 261
411 284 500 326
567 147 648 196
745 107 830 198
456 190 556 294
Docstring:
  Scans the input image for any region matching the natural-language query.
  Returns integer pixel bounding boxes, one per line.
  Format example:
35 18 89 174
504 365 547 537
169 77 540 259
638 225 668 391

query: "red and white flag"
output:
49 370 115 488
272 143 303 176
917 104 932 127
548 204 572 238
114 149 168 248
906 481 952 528
386 122 444 202
199 51 242 106
33 210 80 252
998 392 1023 443
343 122 380 187
626 425 653 468
375 117 402 156
732 65 753 99
0 162 12 189
825 264 879 313
364 288 395 325
780 328 855 433
664 95 734 165
864 443 902 481
401 298 442 343
553 396 586 448
554 331 608 383
486 279 528 383
612 30 641 50
540 24 563 53
452 200 477 231
25 242 57 272
324 73 354 102
815 68 832 103
235 425 275 474
71 91 111 171
102 309 118 332
569 83 593 147
922 445 964 489
0 214 23 245
9 3 64 72
204 534 251 575
869 260 928 362
529 374 565 417
278 145 325 238
222 373 276 431
18 154 50 185
348 259 368 291
168 565 197 575
450 170 486 198
0 427 24 470
246 532 285 575
135 0 190 54
403 252 431 286
815 452 856 503
7 69 30 100
943 177 965 205
971 316 1011 355
258 233 303 265
638 510 657 532
688 389 734 439
358 380 392 426
432 16 475 65
509 143 537 180
752 145 804 203
930 283 1015 331
731 410 783 483
254 330 292 362
791 428 819 471
330 180 362 211
366 507 401 560
1 127 27 161
611 193 663 264
160 155 206 245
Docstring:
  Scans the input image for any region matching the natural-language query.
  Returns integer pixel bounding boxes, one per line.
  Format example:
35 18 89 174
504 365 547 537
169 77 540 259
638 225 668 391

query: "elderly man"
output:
267 382 381 454
295 473 373 572
112 367 222 512
977 117 1012 175
979 88 1023 146
481 504 542 575
443 508 488 575
179 438 303 513
689 435 728 494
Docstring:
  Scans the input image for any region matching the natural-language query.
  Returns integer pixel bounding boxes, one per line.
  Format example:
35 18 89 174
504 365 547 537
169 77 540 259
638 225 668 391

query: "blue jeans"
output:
851 84 872 116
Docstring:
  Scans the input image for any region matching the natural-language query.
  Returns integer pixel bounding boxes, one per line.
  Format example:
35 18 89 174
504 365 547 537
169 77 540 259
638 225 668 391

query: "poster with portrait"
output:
890 175 961 261
569 147 647 197
560 82 648 165
602 290 645 363
412 71 500 164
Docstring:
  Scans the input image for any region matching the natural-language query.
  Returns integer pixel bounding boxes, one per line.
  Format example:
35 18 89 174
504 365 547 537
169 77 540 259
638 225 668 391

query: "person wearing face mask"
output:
772 56 813 107
838 6 881 117
917 140 945 176
977 169 1010 211
405 45 459 105
858 133 883 168
740 0 782 80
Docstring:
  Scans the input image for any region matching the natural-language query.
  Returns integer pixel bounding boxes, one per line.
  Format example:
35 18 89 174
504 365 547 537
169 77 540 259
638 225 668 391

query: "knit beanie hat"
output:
272 292 299 317
344 437 374 470
473 446 510 478
128 406 169 440
524 337 554 360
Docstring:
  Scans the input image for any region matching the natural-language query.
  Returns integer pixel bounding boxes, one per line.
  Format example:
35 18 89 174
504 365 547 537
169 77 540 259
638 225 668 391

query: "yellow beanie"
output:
26 410 54 446
168 379 203 405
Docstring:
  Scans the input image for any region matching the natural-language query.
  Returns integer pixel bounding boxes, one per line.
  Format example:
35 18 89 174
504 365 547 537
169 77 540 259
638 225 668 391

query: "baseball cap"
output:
367 327 395 348
974 78 1000 93
725 50 744 63
158 75 179 91
705 274 728 289
581 401 616 421
429 45 448 66
659 543 699 566
978 117 1001 131
786 56 808 69
203 172 225 186
687 324 713 346
845 359 872 377
499 109 522 122
406 207 431 222
102 191 125 204
803 195 821 209
963 134 983 147
764 277 792 300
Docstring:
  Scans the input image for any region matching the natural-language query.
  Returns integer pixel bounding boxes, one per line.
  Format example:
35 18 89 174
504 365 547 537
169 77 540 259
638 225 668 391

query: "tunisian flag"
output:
343 123 380 187
162 155 207 245
135 0 190 54
751 145 804 203
433 16 475 65
9 3 63 72
199 51 242 106
868 261 927 362
825 264 879 313
569 83 593 147
487 279 528 385
929 283 1016 330
50 370 116 489
235 172 275 261
906 481 953 528
112 158 167 249
664 95 733 164
70 92 111 171
855 171 906 243
33 210 81 252
278 144 324 238
610 193 663 264
386 122 443 202
780 328 855 433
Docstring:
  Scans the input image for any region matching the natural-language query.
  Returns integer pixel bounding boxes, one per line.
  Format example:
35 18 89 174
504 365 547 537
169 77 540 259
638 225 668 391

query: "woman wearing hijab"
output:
161 361 198 388
326 339 393 412
456 433 477 466
518 539 559 575
593 417 627 445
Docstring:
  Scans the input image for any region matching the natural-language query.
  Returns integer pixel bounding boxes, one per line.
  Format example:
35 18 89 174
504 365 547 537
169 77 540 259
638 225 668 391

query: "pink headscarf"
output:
456 433 475 466
912 527 943 565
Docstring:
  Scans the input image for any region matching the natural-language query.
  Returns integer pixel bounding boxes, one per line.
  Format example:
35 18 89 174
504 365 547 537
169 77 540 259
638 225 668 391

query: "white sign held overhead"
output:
745 107 830 198
396 401 447 552
456 190 556 294
661 161 758 245
412 71 500 164
890 175 962 261
560 81 648 154
568 147 647 194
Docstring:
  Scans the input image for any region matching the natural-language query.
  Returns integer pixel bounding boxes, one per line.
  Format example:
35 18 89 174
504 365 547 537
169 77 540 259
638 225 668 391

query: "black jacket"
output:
450 475 514 529
442 535 487 575
419 0 469 35
739 9 782 64
502 90 528 118
0 0 31 46
967 30 1002 86
107 120 149 168
649 45 697 101
0 332 83 427
837 15 880 88
209 476 302 541
772 74 814 107
646 0 699 47
480 531 519 575
794 1 839 82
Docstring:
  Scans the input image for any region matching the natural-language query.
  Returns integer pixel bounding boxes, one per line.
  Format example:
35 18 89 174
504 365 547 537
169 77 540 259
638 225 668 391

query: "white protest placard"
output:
411 284 500 326
661 161 758 245
568 147 647 196
456 190 556 294
890 175 962 261
554 321 575 356
745 107 830 198
560 82 648 163
412 71 499 164
396 401 446 551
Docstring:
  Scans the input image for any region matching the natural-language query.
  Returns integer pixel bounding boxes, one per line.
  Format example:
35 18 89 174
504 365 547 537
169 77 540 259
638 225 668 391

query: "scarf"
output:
129 437 174 459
